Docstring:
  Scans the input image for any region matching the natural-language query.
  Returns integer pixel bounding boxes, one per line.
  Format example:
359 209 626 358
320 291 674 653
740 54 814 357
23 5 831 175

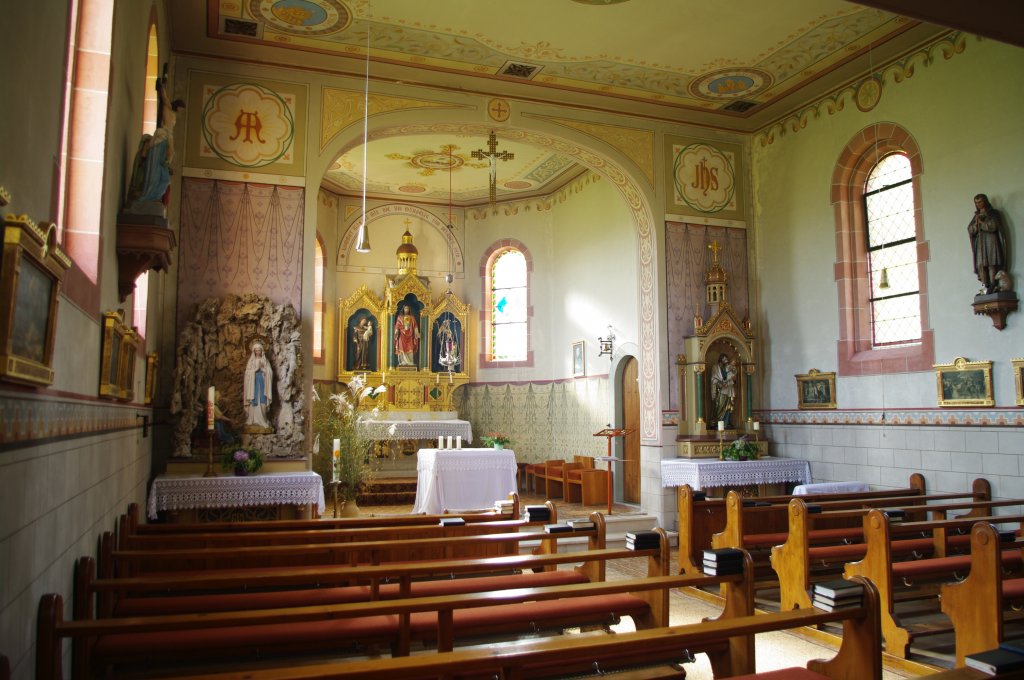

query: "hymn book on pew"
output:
544 523 572 534
702 548 744 576
566 519 595 531
965 647 1024 675
811 579 863 612
439 517 466 526
625 531 660 551
524 505 550 522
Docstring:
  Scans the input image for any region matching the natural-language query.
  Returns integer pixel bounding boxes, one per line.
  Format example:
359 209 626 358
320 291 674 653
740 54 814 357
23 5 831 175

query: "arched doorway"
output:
621 356 640 504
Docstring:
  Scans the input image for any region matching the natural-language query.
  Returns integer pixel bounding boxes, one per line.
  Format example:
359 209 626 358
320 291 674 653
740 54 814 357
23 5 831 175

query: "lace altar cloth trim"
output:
360 419 472 442
660 457 811 490
148 471 325 519
416 448 518 474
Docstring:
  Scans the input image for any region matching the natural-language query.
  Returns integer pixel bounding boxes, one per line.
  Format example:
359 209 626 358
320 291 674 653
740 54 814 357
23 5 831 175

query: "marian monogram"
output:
201 82 295 168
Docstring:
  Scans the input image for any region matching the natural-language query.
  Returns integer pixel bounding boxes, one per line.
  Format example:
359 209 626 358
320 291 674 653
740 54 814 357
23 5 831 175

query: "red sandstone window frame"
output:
832 123 934 376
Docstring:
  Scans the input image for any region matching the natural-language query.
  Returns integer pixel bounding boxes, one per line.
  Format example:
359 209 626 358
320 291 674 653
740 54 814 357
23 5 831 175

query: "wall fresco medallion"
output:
249 0 350 36
201 82 296 168
672 142 737 213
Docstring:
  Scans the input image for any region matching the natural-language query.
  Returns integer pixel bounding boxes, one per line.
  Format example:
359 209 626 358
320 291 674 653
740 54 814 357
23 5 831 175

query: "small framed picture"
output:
1014 358 1024 407
572 340 585 377
934 356 994 407
795 369 836 410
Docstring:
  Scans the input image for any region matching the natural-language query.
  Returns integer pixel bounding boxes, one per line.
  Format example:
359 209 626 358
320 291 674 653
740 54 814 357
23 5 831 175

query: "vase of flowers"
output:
221 446 264 476
480 432 511 450
312 377 390 514
721 436 759 461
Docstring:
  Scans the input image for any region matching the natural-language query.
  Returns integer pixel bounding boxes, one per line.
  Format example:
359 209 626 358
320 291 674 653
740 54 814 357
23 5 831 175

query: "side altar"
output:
676 240 766 459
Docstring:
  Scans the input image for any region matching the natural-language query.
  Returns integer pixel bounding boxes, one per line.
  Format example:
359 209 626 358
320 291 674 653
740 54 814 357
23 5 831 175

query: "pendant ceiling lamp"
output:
354 6 372 253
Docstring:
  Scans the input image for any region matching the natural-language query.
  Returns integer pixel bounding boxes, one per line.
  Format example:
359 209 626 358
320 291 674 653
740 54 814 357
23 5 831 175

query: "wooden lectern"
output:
593 427 634 515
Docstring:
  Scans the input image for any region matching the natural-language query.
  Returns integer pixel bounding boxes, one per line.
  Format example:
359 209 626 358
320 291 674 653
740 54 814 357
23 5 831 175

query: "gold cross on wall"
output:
708 240 722 264
471 131 514 206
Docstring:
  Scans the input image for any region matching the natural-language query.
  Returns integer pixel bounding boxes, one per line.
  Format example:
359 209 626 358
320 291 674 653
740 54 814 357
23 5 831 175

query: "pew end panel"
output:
941 521 1005 667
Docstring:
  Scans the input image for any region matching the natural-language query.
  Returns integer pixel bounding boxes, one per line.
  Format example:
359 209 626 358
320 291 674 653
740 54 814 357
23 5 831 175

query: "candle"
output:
438 435 444 449
206 386 215 431
449 372 453 384
456 435 462 449
753 421 760 432
333 438 341 455
332 439 340 482
717 420 725 432
436 373 439 384
447 435 453 449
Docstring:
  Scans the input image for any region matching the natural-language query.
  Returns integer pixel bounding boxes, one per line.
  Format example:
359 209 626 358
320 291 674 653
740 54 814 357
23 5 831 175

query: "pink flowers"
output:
233 450 250 463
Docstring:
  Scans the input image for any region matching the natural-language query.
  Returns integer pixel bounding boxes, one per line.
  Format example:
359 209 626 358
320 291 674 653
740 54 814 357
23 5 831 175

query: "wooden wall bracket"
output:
972 292 1018 330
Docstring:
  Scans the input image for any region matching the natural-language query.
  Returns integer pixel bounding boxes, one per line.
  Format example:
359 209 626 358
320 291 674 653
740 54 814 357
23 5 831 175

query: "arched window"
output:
832 124 933 375
481 243 532 367
133 271 149 339
313 235 325 362
132 16 159 341
863 153 919 347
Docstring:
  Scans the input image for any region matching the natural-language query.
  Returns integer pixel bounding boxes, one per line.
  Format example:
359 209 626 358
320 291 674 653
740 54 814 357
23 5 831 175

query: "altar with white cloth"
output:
661 457 810 496
147 471 325 521
412 448 517 514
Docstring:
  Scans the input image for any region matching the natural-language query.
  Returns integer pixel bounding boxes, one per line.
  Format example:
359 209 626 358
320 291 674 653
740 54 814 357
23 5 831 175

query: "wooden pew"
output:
675 474 935 575
842 510 1023 659
942 521 1024 667
38 538 754 679
120 495 525 546
770 494 1017 611
83 513 611 619
89 575 880 680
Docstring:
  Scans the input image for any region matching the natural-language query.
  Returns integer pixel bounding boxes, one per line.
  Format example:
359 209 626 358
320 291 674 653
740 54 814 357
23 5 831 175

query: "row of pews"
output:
677 473 1024 670
29 481 1019 679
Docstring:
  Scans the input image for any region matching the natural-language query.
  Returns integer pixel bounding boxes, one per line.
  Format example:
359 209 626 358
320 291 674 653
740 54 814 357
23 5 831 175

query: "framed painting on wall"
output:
934 356 994 407
1014 358 1024 407
796 369 836 410
572 341 585 378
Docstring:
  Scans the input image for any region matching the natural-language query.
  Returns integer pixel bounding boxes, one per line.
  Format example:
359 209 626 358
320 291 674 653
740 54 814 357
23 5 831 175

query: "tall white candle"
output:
438 435 444 449
447 435 453 449
331 439 340 482
717 420 725 432
753 421 760 432
456 435 462 449
207 386 215 431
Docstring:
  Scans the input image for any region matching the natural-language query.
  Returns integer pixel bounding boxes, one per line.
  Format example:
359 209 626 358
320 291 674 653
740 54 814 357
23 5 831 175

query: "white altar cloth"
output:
660 457 811 491
412 448 517 514
361 419 472 443
147 471 325 520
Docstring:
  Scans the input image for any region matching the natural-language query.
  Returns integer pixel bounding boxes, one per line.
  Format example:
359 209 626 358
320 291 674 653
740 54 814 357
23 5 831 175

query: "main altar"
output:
338 229 472 464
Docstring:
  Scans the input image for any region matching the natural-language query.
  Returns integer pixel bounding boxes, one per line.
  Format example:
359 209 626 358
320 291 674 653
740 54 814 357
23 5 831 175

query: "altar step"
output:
357 478 418 506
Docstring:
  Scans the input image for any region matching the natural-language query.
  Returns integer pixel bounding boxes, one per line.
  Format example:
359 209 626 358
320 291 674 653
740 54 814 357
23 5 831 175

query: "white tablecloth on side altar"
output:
147 471 326 520
412 448 517 514
660 457 811 491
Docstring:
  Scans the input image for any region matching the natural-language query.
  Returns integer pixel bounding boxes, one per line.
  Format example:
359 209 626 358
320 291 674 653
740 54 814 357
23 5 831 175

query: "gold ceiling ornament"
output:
471 131 515 207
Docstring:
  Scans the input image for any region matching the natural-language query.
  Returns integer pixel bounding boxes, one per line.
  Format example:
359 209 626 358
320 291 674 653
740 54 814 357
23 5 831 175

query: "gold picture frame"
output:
572 341 586 378
0 215 71 386
934 356 994 407
99 310 139 401
144 352 159 405
796 368 836 410
1011 358 1023 407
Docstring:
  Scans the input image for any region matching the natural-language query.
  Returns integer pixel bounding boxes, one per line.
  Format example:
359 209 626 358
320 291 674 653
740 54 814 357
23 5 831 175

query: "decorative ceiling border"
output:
755 31 969 147
465 171 602 220
762 407 1023 427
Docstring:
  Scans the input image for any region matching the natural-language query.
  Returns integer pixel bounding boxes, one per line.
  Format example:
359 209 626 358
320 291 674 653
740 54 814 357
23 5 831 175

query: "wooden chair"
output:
566 455 609 506
524 459 560 494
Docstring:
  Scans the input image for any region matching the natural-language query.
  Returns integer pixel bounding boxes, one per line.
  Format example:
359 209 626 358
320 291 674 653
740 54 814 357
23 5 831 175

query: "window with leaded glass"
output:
489 249 527 361
863 153 920 347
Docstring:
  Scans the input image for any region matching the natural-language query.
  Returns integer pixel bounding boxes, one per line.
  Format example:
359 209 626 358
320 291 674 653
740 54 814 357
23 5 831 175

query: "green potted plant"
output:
721 436 759 461
311 378 388 515
221 445 264 476
480 432 512 449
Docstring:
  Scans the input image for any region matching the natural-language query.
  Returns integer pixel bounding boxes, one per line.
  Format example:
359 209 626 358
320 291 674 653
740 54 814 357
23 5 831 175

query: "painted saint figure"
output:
243 341 274 432
393 304 419 366
352 317 373 370
436 317 459 372
968 193 1007 295
710 353 737 429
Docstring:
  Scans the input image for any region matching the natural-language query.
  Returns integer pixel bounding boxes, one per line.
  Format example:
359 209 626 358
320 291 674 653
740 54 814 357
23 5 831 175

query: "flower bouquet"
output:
721 436 759 461
222 446 264 475
480 432 512 449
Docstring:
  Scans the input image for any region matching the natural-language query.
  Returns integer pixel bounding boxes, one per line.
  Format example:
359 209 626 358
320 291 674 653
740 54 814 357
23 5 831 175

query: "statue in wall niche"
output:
126 66 185 216
710 352 737 429
243 340 274 433
968 193 1008 295
352 316 374 371
393 303 420 366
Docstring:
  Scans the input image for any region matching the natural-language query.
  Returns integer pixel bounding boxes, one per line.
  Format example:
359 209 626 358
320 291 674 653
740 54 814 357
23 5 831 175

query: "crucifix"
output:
708 240 722 264
472 131 514 206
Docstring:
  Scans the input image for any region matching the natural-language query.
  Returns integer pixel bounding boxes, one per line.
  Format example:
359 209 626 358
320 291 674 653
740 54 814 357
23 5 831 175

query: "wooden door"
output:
621 357 641 504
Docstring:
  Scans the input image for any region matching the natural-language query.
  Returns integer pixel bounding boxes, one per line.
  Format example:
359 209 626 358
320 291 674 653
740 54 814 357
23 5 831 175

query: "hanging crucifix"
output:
472 131 514 206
